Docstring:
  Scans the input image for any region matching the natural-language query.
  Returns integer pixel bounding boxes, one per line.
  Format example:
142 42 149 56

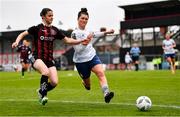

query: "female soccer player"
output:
12 8 90 105
162 32 176 74
17 39 31 78
71 8 114 103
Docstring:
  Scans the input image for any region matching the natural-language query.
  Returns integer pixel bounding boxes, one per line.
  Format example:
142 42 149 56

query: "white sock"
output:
102 84 109 97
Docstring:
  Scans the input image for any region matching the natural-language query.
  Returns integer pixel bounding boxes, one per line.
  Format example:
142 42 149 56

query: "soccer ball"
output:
136 96 152 111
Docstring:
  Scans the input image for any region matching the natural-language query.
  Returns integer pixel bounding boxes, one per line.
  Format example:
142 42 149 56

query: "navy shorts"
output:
75 55 102 79
165 53 175 59
132 56 139 62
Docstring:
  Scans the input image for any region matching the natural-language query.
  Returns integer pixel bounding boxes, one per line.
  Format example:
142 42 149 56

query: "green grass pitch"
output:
0 70 180 116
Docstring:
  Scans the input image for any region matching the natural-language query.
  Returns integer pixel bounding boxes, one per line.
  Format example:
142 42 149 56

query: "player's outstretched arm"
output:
104 29 114 35
63 36 92 45
12 31 29 48
93 29 114 38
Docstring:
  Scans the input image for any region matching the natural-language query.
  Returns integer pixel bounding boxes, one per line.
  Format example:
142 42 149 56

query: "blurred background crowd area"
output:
0 0 180 71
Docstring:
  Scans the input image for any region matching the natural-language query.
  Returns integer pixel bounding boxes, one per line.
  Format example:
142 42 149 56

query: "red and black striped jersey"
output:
27 23 65 61
17 45 31 60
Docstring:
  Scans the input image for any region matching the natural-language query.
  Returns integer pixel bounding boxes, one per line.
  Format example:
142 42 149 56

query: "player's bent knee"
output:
96 71 105 77
51 82 58 87
23 67 28 71
50 79 58 86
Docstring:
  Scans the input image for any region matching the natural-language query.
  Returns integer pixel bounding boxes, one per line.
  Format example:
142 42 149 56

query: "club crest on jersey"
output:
42 29 47 32
41 29 48 35
50 29 57 35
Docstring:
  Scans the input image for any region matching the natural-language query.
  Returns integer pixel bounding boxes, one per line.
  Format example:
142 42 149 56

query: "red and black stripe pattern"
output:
28 24 65 61
17 45 31 60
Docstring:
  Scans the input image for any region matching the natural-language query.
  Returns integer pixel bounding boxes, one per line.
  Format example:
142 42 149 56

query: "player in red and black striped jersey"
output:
12 8 91 105
17 39 32 78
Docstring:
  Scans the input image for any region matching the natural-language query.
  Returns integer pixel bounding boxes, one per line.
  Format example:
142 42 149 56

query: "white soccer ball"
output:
136 96 152 111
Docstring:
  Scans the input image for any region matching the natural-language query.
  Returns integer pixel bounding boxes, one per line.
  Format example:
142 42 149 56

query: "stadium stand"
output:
1 0 180 71
119 0 180 70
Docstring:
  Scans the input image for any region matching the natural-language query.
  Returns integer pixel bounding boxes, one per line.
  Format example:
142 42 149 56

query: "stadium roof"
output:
119 0 180 12
119 0 180 29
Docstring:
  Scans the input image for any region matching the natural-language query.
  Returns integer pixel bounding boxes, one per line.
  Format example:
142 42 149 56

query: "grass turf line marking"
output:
0 99 179 109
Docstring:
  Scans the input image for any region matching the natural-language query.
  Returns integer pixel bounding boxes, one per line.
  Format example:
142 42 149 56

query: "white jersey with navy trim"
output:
71 27 104 63
162 39 176 54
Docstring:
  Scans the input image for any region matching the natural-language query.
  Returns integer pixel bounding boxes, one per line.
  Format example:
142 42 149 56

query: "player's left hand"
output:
105 29 114 35
12 41 18 48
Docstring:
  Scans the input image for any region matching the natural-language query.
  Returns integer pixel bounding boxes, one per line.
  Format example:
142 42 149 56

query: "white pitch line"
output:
0 77 38 82
0 74 77 82
0 99 180 109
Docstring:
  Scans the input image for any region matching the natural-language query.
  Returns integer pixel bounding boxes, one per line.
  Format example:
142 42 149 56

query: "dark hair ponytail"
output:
78 8 89 19
40 8 52 17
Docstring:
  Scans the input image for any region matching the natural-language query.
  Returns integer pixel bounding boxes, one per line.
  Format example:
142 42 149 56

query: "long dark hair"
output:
40 8 52 17
78 8 89 19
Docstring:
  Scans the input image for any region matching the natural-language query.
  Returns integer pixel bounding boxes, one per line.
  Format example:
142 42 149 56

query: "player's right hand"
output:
81 34 93 45
12 42 18 48
81 38 90 45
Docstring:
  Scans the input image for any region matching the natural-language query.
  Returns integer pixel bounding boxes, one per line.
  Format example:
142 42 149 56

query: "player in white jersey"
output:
71 8 114 103
162 32 176 74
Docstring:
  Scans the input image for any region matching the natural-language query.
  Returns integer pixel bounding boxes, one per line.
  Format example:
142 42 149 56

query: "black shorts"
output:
29 55 55 68
132 56 139 62
20 58 30 64
43 60 55 68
